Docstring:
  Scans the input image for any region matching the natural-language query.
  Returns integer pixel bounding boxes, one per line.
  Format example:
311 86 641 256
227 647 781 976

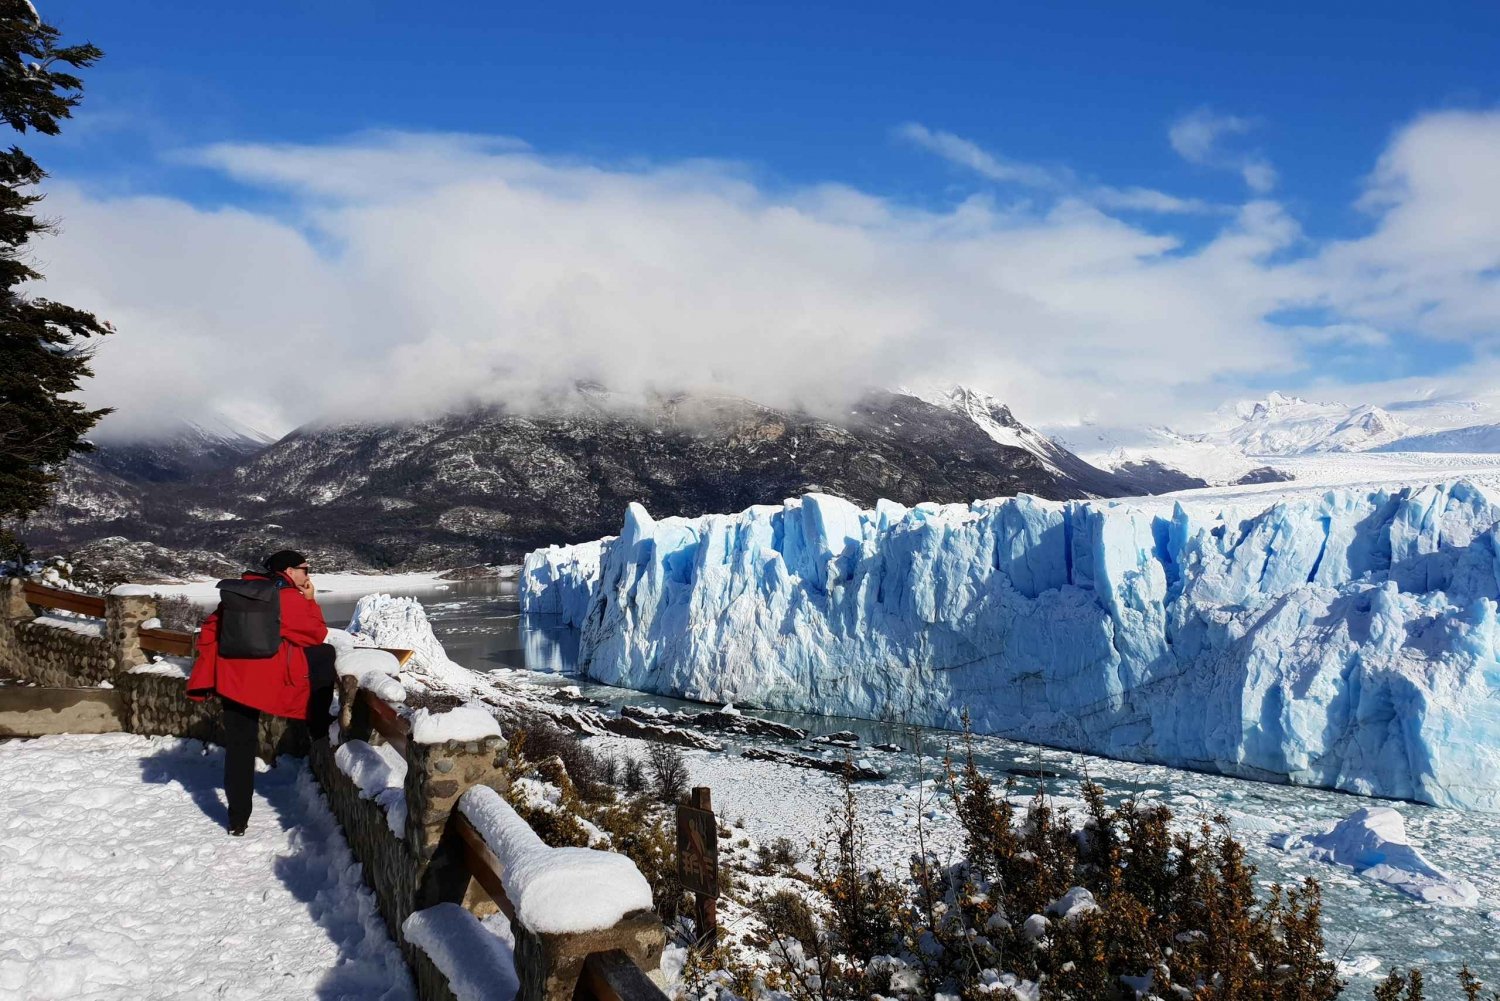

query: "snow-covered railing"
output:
341 686 669 1001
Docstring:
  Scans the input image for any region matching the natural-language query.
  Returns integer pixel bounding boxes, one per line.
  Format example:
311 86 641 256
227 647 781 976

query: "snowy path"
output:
0 733 413 1001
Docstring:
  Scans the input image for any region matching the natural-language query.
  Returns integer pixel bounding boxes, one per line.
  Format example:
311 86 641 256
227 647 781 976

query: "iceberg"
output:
1273 806 1480 906
522 481 1500 811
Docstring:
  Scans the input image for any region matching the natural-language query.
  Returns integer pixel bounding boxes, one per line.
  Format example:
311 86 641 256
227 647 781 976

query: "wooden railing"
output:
138 626 195 656
21 580 422 667
22 580 106 617
354 686 669 1001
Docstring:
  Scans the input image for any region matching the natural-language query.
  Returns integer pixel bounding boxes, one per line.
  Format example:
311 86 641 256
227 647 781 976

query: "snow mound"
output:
409 705 503 745
1274 806 1480 907
458 786 652 934
402 903 519 1001
347 593 450 671
523 480 1500 811
335 647 405 703
335 740 409 838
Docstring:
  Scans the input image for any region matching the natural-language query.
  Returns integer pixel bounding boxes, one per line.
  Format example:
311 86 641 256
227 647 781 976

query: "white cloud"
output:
30 110 1500 439
898 122 1216 214
1169 108 1277 193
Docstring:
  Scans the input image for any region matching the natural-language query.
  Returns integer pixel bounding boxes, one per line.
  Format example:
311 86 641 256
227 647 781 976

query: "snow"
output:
1046 886 1099 921
524 478 1500 811
109 584 158 596
348 593 453 672
130 654 193 679
402 904 518 1001
335 739 409 837
335 646 407 703
1187 392 1417 455
30 614 105 638
1275 806 1481 907
457 785 653 934
409 705 503 744
0 733 412 1000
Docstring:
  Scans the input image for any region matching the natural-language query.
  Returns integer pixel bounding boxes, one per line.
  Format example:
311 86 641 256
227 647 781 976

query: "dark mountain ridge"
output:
25 389 1137 575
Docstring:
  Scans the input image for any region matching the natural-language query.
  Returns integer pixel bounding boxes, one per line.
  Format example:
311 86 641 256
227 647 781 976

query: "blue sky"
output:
31 1 1500 434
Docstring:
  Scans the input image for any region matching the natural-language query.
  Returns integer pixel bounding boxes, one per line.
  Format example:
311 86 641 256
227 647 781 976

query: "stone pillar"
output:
1 578 34 623
0 578 34 678
403 734 509 860
105 592 156 677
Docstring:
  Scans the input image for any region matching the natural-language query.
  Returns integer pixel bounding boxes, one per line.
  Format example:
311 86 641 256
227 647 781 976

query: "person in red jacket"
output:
187 550 336 836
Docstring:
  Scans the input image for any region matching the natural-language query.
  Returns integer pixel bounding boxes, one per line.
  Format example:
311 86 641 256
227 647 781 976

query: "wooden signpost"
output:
676 786 719 947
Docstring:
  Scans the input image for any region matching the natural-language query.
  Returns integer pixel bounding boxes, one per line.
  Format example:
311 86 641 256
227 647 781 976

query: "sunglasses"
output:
291 565 311 572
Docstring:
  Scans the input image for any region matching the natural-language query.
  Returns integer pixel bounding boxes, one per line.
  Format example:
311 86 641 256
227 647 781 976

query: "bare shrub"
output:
757 836 802 873
647 740 689 804
153 593 207 632
621 755 646 794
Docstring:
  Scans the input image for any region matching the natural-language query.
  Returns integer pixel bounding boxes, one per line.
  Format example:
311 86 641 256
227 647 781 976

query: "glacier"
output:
521 480 1500 811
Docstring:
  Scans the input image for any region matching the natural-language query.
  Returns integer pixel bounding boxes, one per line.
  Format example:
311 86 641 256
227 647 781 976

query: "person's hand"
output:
297 576 316 599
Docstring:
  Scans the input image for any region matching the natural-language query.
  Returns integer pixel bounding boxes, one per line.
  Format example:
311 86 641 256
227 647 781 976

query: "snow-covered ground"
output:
0 733 412 1001
1147 451 1500 507
582 720 1500 996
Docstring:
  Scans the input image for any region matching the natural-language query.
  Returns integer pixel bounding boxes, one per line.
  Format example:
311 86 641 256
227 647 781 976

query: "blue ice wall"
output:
523 482 1500 810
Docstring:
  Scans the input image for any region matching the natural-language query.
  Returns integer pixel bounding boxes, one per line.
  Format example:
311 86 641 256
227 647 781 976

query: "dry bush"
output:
647 740 690 804
153 593 207 632
622 755 647 794
756 836 802 874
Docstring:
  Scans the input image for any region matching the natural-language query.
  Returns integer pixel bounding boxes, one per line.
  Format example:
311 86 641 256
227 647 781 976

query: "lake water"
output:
319 575 1500 998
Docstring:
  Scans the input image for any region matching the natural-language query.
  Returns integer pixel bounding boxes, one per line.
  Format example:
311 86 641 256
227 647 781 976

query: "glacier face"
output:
522 481 1500 811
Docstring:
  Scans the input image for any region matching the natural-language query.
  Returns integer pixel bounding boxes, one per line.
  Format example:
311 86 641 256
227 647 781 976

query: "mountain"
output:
26 388 1134 574
1045 421 1293 490
87 417 277 483
1376 423 1500 454
1191 391 1416 455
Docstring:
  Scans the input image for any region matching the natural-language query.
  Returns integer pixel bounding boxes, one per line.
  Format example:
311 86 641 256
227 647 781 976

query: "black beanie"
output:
263 549 308 573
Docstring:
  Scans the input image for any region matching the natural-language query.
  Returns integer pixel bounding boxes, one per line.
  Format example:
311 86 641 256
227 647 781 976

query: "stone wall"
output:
0 579 153 687
319 691 528 999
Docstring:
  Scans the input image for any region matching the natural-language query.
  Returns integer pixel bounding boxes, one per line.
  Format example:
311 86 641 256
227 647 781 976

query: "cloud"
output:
1169 108 1278 193
898 122 1216 214
30 110 1500 440
896 122 1062 189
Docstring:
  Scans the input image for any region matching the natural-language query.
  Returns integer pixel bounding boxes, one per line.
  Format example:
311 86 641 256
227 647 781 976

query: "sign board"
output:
675 802 719 898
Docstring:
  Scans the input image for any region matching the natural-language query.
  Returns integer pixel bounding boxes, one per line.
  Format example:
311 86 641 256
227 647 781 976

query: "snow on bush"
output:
458 785 652 935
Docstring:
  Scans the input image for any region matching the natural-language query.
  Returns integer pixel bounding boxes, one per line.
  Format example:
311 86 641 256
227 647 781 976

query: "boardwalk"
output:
0 733 413 1001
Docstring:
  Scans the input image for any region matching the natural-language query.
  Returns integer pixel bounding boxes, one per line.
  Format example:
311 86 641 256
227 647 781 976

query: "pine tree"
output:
0 0 107 561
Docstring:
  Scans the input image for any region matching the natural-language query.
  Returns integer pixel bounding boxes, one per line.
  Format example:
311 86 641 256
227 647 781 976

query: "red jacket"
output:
186 571 329 719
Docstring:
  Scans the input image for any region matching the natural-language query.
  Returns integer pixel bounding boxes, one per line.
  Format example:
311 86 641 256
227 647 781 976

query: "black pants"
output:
223 643 337 830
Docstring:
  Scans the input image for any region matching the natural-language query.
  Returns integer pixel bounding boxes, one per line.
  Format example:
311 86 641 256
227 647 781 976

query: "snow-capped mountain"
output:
1377 423 1500 454
1190 391 1417 455
1045 421 1291 490
27 388 1134 572
88 417 277 483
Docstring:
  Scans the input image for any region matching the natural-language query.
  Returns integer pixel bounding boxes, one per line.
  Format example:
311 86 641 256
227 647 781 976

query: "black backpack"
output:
216 576 285 659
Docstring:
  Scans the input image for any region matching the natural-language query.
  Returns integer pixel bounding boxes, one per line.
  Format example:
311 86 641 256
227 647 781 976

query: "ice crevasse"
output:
522 481 1500 811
